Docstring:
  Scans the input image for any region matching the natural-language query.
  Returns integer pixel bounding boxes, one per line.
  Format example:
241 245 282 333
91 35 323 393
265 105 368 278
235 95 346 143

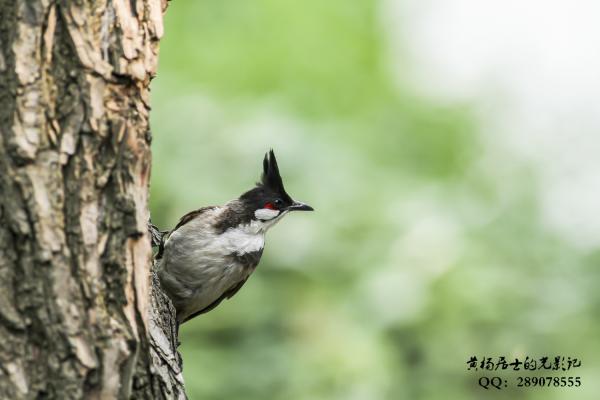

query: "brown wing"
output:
173 206 217 231
181 278 249 324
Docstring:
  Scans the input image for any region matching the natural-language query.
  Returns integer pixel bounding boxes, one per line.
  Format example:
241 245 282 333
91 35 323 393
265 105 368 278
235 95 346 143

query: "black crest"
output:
260 149 287 195
238 150 293 217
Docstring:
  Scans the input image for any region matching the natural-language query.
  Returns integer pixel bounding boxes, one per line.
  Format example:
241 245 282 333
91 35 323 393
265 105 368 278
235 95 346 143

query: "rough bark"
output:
0 0 184 399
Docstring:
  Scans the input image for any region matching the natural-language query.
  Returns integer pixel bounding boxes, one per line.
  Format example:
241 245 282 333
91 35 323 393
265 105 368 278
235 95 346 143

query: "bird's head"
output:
239 150 313 228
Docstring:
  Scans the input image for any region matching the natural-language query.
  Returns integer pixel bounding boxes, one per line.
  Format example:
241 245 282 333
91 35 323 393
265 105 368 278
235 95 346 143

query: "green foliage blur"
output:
149 1 599 399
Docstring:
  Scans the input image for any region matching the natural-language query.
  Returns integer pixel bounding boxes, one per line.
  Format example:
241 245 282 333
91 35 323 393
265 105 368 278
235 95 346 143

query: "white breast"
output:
166 215 266 258
212 223 265 255
160 212 270 320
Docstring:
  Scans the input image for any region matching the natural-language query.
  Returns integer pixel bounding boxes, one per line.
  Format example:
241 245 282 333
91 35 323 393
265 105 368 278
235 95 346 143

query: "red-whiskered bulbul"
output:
155 150 313 323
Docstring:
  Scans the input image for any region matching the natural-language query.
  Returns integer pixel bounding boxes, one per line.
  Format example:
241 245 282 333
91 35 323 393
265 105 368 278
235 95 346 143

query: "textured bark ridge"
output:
0 0 184 399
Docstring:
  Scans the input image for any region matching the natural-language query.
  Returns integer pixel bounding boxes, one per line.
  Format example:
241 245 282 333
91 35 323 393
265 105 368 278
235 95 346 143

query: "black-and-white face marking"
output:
240 150 313 226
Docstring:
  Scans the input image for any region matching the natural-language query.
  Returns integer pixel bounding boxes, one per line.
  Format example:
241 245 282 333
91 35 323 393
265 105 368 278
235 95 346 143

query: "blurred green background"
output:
149 1 599 399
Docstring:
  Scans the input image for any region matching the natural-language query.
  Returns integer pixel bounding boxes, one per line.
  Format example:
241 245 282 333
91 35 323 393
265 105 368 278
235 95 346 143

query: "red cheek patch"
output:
264 202 275 209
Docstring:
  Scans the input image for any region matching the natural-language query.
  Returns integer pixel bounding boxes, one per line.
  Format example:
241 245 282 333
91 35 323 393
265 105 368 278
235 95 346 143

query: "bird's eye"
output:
274 199 283 207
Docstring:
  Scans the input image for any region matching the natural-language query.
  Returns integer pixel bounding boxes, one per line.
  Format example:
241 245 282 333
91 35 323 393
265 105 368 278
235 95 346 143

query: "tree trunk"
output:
0 1 184 398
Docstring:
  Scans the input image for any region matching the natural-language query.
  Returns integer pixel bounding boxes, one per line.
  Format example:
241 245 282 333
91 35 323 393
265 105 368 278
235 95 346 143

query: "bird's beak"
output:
287 201 314 212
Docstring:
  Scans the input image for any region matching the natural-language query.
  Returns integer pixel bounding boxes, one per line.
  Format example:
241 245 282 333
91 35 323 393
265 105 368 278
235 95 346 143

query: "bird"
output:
155 150 313 324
